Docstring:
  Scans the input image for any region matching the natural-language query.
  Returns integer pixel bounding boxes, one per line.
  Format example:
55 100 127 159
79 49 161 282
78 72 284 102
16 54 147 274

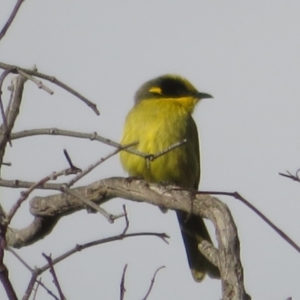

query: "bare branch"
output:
6 167 80 225
0 225 18 300
10 128 185 163
201 190 300 254
32 278 40 300
67 147 122 187
279 169 300 182
5 177 249 299
17 69 54 95
0 0 25 41
0 75 26 162
63 149 81 172
120 264 128 300
145 139 187 168
0 68 16 140
121 205 129 235
142 266 165 300
10 128 109 141
0 179 65 190
198 240 220 268
36 231 169 275
35 280 59 300
0 141 136 192
42 254 66 300
0 62 100 115
60 185 116 223
7 216 60 248
22 269 39 300
7 247 33 272
17 227 168 299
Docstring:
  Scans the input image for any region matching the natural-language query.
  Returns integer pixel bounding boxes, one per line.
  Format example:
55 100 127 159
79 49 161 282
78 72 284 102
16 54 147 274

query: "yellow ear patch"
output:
149 87 162 95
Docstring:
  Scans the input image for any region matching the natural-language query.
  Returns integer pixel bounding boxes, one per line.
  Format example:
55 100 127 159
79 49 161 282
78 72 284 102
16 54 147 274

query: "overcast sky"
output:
1 1 300 299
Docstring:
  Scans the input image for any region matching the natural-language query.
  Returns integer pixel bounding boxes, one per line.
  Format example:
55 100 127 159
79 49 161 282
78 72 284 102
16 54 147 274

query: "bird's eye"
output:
160 78 188 97
148 78 191 97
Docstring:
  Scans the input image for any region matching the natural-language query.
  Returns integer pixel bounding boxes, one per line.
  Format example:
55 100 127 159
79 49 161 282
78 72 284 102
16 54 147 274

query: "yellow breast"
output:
120 97 200 189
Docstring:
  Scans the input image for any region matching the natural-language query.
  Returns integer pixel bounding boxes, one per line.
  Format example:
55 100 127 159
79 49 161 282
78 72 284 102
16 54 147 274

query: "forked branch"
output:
6 177 250 300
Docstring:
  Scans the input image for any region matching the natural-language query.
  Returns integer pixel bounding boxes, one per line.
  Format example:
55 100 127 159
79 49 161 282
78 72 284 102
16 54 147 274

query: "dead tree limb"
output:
6 177 250 300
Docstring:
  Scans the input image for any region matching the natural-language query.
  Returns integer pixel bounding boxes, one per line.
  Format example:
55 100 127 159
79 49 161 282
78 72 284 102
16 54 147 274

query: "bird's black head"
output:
134 74 212 103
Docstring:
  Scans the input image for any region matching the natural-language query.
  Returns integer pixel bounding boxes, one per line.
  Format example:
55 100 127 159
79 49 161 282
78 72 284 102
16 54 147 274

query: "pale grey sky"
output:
1 1 300 299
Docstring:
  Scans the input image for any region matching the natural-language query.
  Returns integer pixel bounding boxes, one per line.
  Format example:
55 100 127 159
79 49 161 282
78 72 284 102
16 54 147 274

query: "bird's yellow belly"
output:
120 99 199 188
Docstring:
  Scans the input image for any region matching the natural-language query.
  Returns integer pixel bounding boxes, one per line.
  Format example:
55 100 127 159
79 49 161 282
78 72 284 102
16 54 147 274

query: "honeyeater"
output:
120 74 220 281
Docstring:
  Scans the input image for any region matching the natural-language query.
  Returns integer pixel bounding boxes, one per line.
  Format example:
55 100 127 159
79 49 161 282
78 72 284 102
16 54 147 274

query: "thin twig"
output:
17 230 168 300
120 264 128 300
63 149 81 172
0 178 66 190
7 247 33 272
0 224 17 300
121 205 129 235
123 139 187 167
66 142 137 188
37 232 169 274
0 0 24 41
10 127 187 164
0 75 26 160
142 266 165 300
279 169 300 182
42 253 66 300
0 68 16 145
22 269 39 300
0 141 127 190
67 147 123 187
0 62 100 115
200 190 300 254
18 69 54 95
60 185 116 223
35 279 59 300
11 127 140 156
32 278 40 300
145 139 187 168
6 167 81 225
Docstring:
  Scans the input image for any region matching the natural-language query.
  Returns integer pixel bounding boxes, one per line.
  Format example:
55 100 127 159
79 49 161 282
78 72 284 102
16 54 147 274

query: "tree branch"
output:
0 0 25 41
0 62 99 115
6 177 250 300
0 75 26 164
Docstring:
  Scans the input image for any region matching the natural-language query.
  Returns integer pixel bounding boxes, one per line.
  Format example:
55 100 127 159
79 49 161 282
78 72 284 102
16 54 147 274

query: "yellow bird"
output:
120 74 220 281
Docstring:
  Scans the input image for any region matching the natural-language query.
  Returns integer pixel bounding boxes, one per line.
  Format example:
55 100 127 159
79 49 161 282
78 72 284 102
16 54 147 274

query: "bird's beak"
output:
197 92 213 99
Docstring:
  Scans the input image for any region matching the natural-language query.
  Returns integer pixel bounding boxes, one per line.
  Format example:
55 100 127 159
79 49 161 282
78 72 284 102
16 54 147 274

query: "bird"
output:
120 74 220 281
